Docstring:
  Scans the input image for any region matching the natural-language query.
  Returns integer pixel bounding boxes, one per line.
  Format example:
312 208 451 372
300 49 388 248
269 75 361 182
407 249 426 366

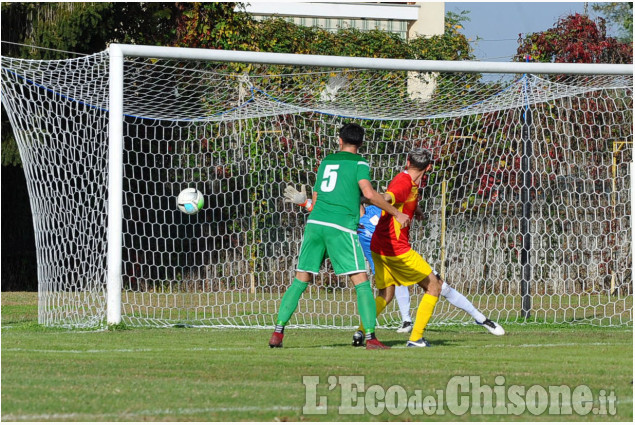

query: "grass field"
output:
2 292 632 421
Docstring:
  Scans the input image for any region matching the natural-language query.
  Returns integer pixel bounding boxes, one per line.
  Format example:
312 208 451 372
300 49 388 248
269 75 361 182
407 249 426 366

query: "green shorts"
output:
296 220 366 276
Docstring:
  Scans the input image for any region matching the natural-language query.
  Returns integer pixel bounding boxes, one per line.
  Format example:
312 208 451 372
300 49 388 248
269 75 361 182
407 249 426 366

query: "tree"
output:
2 2 475 291
592 1 633 43
171 4 473 62
1 2 180 60
409 11 473 61
0 2 181 290
516 13 632 64
173 2 255 50
1 2 181 165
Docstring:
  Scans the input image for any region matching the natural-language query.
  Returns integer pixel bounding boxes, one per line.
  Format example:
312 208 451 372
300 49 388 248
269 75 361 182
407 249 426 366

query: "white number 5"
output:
320 164 340 192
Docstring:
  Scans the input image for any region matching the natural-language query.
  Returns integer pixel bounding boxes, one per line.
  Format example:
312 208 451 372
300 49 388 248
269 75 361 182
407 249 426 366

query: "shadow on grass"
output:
291 337 456 349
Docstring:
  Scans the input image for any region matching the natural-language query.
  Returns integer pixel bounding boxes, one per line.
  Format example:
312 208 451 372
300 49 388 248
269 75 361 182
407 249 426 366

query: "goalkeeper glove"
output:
284 184 313 211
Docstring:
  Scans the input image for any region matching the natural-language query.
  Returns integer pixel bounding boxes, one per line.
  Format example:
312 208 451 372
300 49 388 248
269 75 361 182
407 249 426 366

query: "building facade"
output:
242 2 445 40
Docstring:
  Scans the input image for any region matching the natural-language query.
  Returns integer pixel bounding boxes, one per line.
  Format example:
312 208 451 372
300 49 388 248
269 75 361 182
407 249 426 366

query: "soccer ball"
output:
177 188 204 215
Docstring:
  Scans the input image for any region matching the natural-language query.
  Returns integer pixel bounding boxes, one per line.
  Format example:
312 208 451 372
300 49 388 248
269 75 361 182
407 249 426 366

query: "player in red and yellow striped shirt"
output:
354 148 503 348
370 148 439 347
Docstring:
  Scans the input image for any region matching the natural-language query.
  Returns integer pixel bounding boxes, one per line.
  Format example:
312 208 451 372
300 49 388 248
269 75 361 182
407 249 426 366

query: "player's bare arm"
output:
358 179 410 228
360 192 392 205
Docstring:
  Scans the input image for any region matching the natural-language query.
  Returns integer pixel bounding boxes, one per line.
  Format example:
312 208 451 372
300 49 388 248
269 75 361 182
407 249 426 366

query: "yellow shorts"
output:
371 249 433 290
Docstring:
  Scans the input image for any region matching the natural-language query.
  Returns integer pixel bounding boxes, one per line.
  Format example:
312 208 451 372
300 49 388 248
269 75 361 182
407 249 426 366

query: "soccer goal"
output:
1 44 632 328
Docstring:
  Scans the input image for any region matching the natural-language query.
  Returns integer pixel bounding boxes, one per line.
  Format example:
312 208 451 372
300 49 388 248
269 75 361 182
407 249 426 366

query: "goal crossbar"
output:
111 44 633 75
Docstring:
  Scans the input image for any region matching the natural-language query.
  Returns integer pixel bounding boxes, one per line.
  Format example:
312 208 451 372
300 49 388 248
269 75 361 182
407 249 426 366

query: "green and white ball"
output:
177 188 204 215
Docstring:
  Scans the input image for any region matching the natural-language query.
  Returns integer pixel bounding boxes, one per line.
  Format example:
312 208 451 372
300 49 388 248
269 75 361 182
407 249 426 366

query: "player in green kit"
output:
269 123 410 349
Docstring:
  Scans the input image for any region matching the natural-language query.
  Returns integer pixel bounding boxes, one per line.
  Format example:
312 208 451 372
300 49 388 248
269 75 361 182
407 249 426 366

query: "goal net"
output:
1 46 632 328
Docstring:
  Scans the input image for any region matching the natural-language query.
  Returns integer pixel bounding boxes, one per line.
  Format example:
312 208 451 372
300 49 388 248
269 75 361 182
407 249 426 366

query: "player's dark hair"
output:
339 123 365 147
408 148 434 170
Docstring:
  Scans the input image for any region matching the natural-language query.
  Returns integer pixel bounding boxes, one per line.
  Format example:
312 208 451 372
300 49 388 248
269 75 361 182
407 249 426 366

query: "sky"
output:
447 2 599 62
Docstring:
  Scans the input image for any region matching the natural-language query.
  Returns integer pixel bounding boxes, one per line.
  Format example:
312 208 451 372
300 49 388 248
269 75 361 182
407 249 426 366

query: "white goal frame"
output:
1 43 631 328
106 43 632 325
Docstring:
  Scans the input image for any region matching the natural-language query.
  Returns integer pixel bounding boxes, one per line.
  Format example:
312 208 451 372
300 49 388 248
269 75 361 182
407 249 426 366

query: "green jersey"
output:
308 151 371 231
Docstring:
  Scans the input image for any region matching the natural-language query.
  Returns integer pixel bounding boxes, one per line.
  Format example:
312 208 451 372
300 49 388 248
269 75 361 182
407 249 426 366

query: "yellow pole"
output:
611 142 618 295
440 180 447 280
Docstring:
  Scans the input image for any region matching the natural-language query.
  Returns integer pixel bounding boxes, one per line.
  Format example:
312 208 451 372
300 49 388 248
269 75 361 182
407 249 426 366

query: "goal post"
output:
107 44 124 325
1 44 632 329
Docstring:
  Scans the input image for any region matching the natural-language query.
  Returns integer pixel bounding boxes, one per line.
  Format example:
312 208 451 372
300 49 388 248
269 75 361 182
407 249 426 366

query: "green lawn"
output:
1 292 632 421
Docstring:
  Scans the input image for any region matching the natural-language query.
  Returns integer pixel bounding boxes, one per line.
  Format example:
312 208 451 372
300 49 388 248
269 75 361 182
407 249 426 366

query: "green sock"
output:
276 278 308 326
355 281 376 334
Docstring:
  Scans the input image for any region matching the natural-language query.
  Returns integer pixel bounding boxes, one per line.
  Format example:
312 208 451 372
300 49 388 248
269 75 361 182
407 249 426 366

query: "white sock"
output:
441 282 487 323
395 285 412 322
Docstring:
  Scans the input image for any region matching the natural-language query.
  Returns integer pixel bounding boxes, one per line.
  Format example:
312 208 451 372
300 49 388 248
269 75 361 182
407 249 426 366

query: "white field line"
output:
2 346 258 354
3 398 633 422
494 341 633 349
1 405 299 421
337 341 633 350
1 325 108 333
453 341 631 349
3 324 633 332
388 341 632 349
2 341 631 354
